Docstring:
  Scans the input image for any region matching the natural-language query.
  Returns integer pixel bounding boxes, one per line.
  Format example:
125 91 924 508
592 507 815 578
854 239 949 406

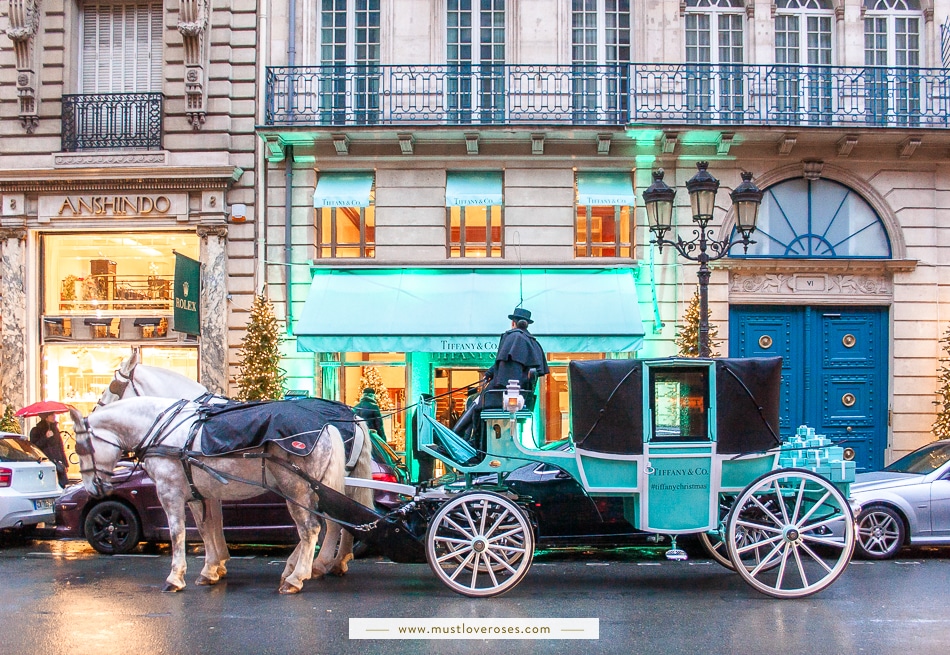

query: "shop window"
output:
448 205 503 258
338 355 407 452
45 344 197 416
575 172 635 258
314 173 376 258
446 171 504 258
43 232 198 316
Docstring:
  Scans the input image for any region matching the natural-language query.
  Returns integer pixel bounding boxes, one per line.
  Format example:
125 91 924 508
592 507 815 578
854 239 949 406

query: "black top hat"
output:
508 307 533 324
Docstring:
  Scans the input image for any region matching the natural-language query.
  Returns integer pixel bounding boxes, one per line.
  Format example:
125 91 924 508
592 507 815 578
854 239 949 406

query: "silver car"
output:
0 433 62 532
850 439 950 559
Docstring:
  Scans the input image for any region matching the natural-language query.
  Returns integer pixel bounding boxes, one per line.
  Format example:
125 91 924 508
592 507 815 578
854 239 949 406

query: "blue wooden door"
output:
730 306 888 471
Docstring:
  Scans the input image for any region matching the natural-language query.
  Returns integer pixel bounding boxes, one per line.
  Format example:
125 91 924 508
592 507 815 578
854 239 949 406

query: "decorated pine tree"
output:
676 289 722 358
0 404 21 433
933 323 950 440
235 294 286 401
359 366 394 411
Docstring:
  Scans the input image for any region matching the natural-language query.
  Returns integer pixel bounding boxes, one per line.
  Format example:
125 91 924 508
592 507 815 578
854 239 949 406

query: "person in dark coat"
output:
454 307 549 445
29 413 69 487
353 387 386 441
484 307 550 394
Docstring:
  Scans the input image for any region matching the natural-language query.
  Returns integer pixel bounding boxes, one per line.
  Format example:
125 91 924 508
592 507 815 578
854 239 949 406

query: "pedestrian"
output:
454 307 550 445
29 412 69 487
353 387 386 441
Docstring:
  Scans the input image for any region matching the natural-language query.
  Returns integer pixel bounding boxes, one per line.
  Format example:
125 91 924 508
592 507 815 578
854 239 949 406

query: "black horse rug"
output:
198 398 358 458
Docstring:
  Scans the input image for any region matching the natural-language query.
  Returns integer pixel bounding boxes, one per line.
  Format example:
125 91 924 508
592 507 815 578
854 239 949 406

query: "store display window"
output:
42 232 199 316
340 353 407 452
314 172 376 258
575 172 635 258
445 171 504 259
43 345 198 417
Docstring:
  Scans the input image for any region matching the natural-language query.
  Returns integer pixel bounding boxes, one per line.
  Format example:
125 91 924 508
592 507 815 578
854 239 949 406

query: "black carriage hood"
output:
569 357 782 455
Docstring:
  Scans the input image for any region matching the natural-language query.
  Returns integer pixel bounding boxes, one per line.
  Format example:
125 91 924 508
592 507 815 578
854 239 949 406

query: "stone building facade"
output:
0 1 260 427
257 0 950 472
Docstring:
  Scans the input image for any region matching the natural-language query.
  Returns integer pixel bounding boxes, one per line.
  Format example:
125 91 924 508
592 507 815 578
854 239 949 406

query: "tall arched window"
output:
731 178 891 258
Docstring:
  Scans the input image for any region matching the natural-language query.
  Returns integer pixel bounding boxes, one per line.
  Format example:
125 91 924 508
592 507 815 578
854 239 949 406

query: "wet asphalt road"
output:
1 537 949 655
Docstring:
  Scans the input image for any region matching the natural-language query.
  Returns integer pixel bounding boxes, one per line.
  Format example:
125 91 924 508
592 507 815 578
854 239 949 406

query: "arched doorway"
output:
728 176 892 470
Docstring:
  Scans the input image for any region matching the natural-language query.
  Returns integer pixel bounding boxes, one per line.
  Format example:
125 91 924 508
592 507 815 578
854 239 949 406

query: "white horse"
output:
96 350 374 577
70 397 346 594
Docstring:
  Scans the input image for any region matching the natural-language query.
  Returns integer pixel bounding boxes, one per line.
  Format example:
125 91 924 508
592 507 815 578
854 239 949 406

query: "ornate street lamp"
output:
642 162 763 358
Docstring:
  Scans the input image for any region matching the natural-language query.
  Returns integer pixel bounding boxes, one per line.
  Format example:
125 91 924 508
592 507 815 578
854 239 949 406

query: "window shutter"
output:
81 1 162 93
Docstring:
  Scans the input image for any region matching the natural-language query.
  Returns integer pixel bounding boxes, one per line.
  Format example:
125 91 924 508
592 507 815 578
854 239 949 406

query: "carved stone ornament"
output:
730 271 891 299
197 225 228 240
5 0 41 133
0 227 28 242
178 0 210 130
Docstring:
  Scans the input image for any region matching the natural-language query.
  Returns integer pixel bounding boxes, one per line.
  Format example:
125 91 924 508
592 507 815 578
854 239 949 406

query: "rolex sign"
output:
174 253 201 335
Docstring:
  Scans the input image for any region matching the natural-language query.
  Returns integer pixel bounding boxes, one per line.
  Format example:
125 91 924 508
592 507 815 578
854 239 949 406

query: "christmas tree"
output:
235 294 286 401
676 289 722 358
359 367 394 411
0 404 21 433
934 323 950 439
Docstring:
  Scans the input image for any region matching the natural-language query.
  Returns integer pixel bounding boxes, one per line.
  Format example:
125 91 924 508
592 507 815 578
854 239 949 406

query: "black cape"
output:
486 328 549 391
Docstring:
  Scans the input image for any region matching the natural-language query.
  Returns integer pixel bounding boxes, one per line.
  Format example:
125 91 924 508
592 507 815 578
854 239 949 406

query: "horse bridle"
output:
96 366 143 407
73 417 123 498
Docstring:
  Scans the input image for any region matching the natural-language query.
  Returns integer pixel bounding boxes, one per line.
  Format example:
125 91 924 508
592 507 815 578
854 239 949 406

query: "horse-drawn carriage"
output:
73 355 857 599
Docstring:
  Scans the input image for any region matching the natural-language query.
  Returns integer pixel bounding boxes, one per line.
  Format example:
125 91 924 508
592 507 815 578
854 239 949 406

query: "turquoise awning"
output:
295 268 645 353
576 172 636 206
313 172 374 207
445 171 503 206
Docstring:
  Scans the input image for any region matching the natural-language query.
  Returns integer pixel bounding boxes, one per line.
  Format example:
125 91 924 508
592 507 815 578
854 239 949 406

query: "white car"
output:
0 432 62 531
851 439 950 559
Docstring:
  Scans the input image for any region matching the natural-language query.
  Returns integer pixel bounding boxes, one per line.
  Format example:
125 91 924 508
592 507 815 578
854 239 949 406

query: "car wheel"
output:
855 504 905 560
83 500 142 555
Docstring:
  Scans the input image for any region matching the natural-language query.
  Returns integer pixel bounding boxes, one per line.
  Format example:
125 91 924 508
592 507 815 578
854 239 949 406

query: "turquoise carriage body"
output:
418 356 853 535
417 357 857 599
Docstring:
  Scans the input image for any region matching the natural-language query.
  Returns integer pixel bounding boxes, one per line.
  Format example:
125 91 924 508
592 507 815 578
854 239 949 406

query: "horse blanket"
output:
198 398 358 457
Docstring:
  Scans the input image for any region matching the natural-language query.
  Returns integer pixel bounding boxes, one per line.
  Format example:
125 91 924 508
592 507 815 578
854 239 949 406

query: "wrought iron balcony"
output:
61 93 164 152
264 63 950 129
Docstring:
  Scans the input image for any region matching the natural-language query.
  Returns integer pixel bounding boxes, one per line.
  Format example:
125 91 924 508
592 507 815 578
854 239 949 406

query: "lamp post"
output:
642 161 763 358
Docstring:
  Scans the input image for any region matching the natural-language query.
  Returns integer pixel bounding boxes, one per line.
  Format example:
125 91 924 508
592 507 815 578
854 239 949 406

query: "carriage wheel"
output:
700 494 782 573
727 469 855 599
426 491 534 598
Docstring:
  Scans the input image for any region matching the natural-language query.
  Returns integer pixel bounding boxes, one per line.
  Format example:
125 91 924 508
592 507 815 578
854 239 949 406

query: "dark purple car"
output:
55 457 407 555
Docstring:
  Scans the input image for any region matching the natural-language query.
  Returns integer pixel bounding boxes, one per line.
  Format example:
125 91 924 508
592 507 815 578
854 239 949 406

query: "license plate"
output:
34 498 55 511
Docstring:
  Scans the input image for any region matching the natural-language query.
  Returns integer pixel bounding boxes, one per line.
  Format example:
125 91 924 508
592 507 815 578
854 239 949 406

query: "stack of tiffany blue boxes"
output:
778 426 856 484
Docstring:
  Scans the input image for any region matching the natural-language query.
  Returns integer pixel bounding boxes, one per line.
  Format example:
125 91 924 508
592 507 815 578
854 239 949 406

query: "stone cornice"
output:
721 258 918 275
0 166 244 193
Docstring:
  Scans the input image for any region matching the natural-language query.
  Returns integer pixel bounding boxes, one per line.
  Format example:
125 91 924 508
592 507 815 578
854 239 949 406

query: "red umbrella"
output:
14 400 74 418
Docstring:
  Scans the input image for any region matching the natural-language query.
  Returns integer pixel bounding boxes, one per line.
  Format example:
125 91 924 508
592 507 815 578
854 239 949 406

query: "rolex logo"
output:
183 281 190 297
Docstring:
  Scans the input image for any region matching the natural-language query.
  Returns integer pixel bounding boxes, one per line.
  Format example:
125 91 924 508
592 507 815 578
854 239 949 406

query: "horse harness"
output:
78 400 379 534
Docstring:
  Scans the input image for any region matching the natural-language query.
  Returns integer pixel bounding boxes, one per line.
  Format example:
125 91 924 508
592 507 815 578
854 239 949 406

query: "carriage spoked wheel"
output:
726 469 855 599
699 494 781 573
425 491 534 598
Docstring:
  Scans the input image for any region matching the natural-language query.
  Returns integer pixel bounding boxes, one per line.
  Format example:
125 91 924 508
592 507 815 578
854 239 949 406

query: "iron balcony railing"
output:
265 63 950 129
61 93 164 152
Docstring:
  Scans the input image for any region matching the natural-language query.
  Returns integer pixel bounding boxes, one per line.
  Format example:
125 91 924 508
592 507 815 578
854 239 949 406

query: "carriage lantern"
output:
642 162 763 357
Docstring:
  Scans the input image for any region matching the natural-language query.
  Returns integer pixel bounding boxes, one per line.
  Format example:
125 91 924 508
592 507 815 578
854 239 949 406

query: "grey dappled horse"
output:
71 397 346 593
97 350 375 578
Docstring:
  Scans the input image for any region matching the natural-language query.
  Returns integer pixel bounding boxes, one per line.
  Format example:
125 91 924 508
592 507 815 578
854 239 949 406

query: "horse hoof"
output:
195 575 218 586
329 563 348 577
162 583 184 593
278 582 302 595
